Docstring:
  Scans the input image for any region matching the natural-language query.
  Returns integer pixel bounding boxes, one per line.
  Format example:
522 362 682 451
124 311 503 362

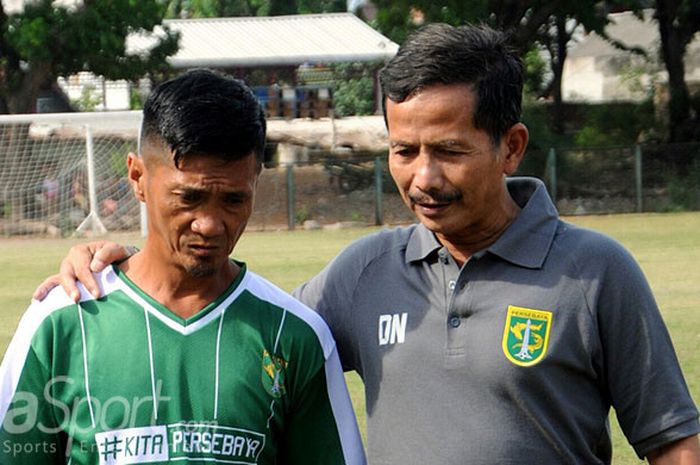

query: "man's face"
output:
131 146 258 279
387 83 521 240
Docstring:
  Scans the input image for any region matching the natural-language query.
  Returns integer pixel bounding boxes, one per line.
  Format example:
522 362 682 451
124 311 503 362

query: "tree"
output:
654 0 700 143
164 0 345 18
165 0 254 18
369 1 647 135
0 0 179 114
533 2 630 134
536 15 574 134
331 62 377 117
369 0 588 55
297 0 346 14
369 1 485 45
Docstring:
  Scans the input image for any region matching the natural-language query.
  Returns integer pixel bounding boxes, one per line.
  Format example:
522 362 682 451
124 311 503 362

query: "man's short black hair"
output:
380 23 523 144
140 69 266 167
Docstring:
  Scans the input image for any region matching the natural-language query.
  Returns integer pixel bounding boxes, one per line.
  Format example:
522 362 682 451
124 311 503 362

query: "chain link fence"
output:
1 112 698 236
255 142 700 231
0 122 140 236
519 143 700 215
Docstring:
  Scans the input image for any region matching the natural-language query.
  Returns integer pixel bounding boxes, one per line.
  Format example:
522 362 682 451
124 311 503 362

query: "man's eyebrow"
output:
430 140 466 149
223 191 250 200
390 140 469 149
389 140 414 148
174 185 206 193
176 185 252 198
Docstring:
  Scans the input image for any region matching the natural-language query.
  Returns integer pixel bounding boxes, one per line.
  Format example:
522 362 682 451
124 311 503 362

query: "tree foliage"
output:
368 1 484 45
370 0 700 146
0 0 179 114
369 1 647 134
165 0 254 17
331 62 377 117
164 0 346 18
369 0 610 54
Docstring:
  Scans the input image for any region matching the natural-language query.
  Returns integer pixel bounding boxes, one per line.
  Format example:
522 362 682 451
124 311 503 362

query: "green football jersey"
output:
0 264 365 465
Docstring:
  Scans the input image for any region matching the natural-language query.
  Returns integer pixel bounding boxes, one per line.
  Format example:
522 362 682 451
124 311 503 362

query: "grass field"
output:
1 212 699 464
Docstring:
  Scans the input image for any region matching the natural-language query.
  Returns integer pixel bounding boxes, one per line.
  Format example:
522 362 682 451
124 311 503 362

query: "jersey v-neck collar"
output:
109 261 248 334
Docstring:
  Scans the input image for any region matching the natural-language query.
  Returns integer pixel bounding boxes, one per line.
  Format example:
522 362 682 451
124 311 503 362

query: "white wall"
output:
58 72 131 111
562 56 605 102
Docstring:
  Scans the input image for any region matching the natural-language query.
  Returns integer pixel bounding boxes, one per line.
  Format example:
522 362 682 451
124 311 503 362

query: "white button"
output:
448 280 456 290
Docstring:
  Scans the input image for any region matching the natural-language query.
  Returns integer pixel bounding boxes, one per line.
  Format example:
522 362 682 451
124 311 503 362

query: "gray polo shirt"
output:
294 177 699 465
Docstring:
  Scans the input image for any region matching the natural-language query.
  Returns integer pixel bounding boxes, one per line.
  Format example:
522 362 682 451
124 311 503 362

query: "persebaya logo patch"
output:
502 305 553 367
262 350 287 398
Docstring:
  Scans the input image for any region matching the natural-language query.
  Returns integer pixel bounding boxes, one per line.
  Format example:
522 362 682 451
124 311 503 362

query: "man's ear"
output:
127 152 146 202
500 123 529 176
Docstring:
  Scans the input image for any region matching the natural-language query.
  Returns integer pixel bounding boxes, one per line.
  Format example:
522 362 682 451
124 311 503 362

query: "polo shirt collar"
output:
485 177 559 269
404 177 559 268
405 222 443 263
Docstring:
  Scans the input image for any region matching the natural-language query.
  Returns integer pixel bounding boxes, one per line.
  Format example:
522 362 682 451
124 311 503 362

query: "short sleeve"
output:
293 236 376 372
595 243 700 457
0 304 65 464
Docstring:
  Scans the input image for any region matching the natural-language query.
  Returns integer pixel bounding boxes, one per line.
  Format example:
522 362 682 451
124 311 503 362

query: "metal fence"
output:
256 142 700 231
1 131 698 236
520 143 700 215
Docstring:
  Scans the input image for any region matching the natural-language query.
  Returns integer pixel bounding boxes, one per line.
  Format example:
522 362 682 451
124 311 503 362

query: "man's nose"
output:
191 211 225 237
412 152 443 191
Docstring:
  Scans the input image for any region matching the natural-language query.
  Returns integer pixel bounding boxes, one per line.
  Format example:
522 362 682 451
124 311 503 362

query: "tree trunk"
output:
655 0 692 144
0 3 11 114
6 63 53 114
506 0 562 55
550 16 570 135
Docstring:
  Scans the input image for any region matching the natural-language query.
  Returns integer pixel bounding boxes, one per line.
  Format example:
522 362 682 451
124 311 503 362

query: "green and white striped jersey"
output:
0 263 365 465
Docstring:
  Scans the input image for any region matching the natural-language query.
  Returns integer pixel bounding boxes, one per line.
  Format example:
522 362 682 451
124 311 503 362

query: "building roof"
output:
128 13 398 68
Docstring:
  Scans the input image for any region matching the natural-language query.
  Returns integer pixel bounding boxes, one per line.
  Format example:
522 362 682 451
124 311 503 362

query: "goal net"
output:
0 111 142 236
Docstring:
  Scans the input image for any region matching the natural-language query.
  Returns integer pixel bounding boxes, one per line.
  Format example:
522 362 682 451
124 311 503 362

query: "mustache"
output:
408 189 463 204
184 236 226 248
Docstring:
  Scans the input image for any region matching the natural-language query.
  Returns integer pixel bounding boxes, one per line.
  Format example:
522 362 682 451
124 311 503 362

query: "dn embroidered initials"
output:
378 313 407 345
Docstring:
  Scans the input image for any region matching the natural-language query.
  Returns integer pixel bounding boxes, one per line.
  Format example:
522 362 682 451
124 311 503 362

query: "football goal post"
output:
0 111 143 237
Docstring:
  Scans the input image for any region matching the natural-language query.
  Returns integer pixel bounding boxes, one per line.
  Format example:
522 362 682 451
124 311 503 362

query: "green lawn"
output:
1 212 699 464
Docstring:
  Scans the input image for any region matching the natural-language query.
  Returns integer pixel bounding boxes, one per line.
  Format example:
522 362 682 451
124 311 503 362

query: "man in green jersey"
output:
0 70 365 465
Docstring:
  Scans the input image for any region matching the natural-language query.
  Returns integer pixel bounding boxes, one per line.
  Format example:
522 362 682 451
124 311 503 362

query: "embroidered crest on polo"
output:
262 349 288 398
502 305 553 367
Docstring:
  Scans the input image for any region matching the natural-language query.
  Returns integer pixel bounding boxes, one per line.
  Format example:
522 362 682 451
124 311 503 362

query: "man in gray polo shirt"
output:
35 24 700 465
298 175 700 464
